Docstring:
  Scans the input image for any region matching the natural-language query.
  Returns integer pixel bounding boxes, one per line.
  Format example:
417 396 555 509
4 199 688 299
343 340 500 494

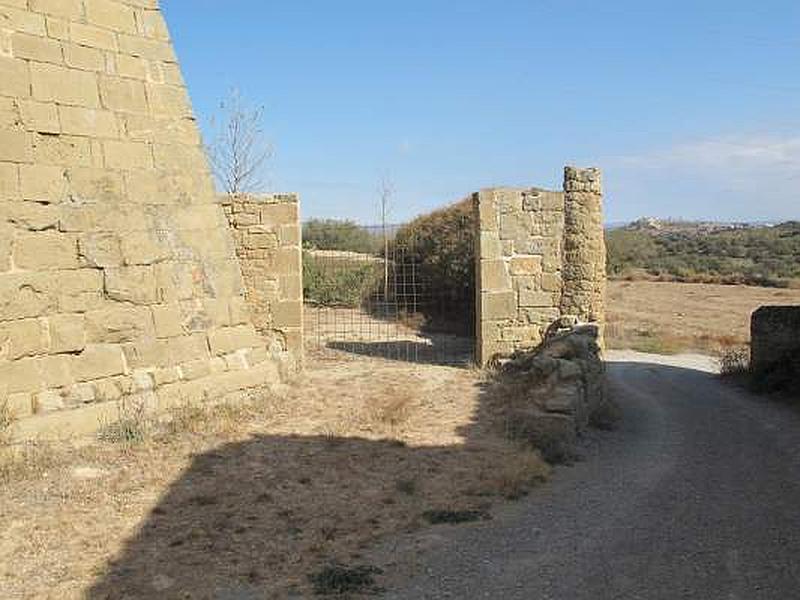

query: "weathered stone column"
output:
560 167 606 325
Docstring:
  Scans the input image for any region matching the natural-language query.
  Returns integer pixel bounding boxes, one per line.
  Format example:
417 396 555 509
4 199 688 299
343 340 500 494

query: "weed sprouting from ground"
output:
422 508 490 525
309 563 383 596
395 477 417 495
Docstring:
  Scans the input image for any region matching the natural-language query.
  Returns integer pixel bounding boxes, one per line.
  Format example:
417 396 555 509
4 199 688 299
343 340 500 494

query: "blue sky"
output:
162 0 800 225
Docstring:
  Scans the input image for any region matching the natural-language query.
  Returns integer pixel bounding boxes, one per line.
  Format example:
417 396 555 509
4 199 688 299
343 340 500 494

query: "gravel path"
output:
383 351 800 599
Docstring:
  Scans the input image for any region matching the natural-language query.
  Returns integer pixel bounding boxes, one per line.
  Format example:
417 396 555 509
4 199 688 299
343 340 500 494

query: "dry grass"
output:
0 353 548 599
606 280 800 355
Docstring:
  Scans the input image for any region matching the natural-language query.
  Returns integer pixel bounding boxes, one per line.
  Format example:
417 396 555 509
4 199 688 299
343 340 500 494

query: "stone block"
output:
0 272 56 320
207 324 261 356
118 33 174 61
33 390 64 414
167 333 208 364
65 167 125 203
480 259 511 290
103 139 152 169
20 164 67 202
273 301 302 328
6 392 33 419
64 382 96 405
48 313 85 353
510 255 543 276
59 106 119 137
151 303 184 338
0 5 46 35
69 22 118 51
63 42 105 71
37 354 73 388
31 133 92 167
93 378 123 402
57 270 105 312
31 61 100 107
45 16 69 40
72 344 126 382
0 318 46 359
0 57 31 98
85 306 154 343
180 358 211 381
11 31 62 63
481 291 516 320
0 224 11 272
519 289 555 308
0 163 19 199
146 84 192 118
0 129 30 162
122 338 169 369
20 100 60 134
29 0 83 19
85 0 137 33
541 273 562 292
99 75 148 113
120 230 172 265
105 266 158 305
79 233 124 268
116 53 147 79
14 232 79 270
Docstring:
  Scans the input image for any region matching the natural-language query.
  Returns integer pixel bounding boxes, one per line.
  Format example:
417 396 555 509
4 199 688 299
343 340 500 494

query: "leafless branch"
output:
208 89 272 195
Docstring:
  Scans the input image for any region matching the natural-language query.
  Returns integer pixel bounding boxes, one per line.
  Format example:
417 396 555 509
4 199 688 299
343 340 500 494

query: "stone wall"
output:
221 194 303 378
0 0 281 438
475 167 605 365
750 306 800 377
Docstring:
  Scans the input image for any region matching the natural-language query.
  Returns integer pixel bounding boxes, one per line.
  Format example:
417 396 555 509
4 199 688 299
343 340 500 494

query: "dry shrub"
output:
590 399 622 431
0 442 59 484
0 398 12 445
365 391 413 433
97 397 154 446
719 346 751 378
487 449 550 500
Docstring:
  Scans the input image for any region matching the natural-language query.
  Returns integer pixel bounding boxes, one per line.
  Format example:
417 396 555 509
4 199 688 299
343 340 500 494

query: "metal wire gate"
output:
303 225 475 365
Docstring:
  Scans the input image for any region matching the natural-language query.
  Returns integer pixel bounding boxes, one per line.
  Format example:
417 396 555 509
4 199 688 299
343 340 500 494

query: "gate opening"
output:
303 214 476 366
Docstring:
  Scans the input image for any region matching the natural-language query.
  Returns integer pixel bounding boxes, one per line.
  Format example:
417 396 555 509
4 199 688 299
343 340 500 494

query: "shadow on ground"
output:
81 359 707 599
326 338 474 366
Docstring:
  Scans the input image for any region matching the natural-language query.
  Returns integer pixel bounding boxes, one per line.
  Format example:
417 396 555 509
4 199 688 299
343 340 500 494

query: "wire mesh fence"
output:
303 224 475 365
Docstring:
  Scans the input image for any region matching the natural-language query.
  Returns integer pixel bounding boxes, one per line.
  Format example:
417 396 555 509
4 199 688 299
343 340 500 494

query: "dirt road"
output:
383 351 800 599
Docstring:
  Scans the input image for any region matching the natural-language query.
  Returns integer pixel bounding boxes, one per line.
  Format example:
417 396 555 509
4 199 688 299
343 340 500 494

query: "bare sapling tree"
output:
208 89 272 195
379 177 394 300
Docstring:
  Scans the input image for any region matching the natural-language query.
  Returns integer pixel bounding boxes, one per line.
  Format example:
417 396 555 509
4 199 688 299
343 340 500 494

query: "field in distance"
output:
606 280 800 355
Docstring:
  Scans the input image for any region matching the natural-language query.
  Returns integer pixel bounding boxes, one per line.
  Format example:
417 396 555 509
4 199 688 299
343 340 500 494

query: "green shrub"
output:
606 221 800 287
391 198 476 334
302 253 383 307
302 219 380 254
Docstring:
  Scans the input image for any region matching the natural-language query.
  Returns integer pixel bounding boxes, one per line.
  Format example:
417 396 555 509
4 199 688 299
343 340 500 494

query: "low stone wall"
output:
498 322 606 444
751 306 800 378
220 194 303 377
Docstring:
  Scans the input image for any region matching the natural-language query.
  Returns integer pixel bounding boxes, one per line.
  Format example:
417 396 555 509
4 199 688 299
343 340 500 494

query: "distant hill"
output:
606 219 800 287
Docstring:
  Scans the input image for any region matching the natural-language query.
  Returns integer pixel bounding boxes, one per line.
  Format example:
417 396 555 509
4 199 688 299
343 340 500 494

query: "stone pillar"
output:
560 167 606 325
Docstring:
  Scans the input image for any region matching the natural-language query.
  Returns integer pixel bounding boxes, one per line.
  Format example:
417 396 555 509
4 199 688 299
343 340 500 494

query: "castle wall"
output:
0 0 282 437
